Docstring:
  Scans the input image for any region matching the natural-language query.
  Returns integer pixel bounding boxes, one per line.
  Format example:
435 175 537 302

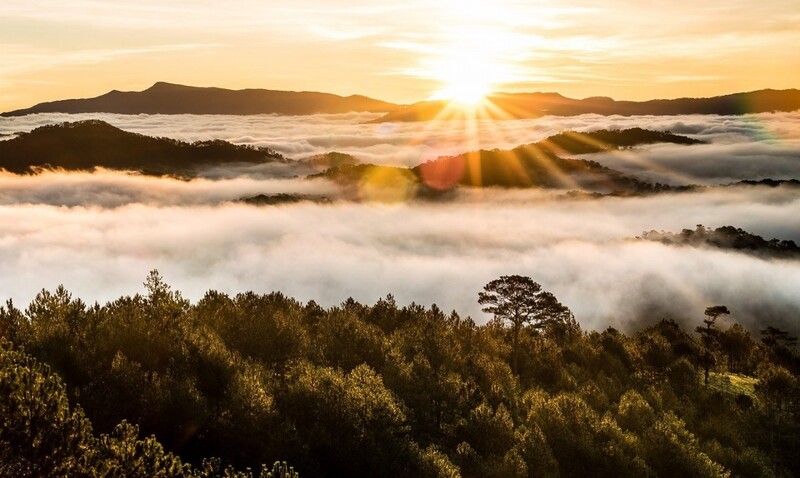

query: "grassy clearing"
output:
707 372 758 398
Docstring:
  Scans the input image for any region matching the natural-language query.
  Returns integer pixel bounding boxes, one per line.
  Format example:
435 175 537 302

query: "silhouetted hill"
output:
730 178 800 188
639 225 800 259
239 193 331 206
301 151 360 171
411 128 703 191
369 89 800 122
0 120 287 175
536 128 704 154
1 82 401 116
412 148 646 191
314 128 705 195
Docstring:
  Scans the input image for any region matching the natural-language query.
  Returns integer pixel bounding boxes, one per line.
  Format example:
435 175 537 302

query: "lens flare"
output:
358 167 416 203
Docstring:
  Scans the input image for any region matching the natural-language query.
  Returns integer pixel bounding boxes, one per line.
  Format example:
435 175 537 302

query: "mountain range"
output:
368 89 800 122
0 82 400 117
316 128 705 194
0 121 697 192
3 83 800 120
3 120 797 202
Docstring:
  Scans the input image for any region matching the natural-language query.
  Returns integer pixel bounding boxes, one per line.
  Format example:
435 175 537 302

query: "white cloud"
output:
3 112 799 183
0 112 799 333
0 43 219 77
0 169 337 207
0 187 798 332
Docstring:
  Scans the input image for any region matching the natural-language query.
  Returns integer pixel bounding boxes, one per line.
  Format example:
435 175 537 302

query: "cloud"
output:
0 169 337 207
0 43 219 77
0 186 798 333
3 112 800 182
585 142 800 185
0 112 799 333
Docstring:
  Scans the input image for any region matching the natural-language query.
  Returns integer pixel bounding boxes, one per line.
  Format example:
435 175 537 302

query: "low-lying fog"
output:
0 112 798 332
1 185 798 331
3 111 799 184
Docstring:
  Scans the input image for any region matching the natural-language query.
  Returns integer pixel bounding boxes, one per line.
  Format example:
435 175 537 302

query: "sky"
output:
2 0 800 111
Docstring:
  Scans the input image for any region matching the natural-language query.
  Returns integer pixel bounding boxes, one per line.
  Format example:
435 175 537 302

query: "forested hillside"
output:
1 273 798 477
0 121 286 176
639 225 800 258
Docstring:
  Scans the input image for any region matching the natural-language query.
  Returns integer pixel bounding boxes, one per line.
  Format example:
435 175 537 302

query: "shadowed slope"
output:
316 128 701 194
314 128 706 196
0 120 287 175
2 82 402 117
535 128 704 155
639 225 800 259
369 89 800 123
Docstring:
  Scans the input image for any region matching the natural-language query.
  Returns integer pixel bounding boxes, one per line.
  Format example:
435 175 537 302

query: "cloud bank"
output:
0 187 798 333
0 112 798 333
3 112 799 186
0 169 337 207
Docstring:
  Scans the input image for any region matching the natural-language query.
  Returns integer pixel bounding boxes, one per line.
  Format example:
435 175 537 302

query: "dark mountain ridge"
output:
1 82 402 117
530 127 704 155
5 84 800 120
4 122 789 200
638 225 800 259
316 128 703 195
0 120 287 176
369 88 800 123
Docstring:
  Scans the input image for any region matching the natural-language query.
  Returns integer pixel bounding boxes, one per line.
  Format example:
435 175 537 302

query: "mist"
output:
585 141 800 185
1 112 798 332
1 185 798 332
3 112 799 179
0 169 337 207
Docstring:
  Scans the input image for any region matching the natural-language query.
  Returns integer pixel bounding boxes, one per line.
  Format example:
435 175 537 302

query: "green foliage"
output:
279 363 418 476
642 412 730 478
2 273 799 477
528 393 648 478
96 421 191 477
479 276 569 375
0 340 94 477
0 339 302 477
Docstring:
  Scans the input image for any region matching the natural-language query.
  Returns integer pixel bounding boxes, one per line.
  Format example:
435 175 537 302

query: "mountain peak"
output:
145 81 193 92
1 83 401 116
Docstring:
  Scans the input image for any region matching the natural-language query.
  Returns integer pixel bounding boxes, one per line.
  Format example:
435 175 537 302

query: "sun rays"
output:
401 94 695 198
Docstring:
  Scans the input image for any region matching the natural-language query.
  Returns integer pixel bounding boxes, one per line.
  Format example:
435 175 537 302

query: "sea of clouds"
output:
2 111 799 184
0 112 799 332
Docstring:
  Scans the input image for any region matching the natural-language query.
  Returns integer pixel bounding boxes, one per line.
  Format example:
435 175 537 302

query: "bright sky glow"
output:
1 0 798 110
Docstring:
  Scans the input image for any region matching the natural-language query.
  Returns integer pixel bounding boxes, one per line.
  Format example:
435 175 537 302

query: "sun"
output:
436 76 492 106
425 22 518 107
430 54 497 107
408 0 529 108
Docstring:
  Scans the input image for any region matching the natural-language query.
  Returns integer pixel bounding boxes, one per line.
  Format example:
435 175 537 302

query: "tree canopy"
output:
0 273 798 477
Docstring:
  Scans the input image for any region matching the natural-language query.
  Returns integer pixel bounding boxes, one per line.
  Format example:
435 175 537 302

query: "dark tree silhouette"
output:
719 323 753 374
696 305 730 385
761 326 798 350
478 275 569 375
756 366 799 465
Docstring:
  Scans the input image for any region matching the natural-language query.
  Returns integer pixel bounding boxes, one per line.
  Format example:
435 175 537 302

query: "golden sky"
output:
1 0 799 111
